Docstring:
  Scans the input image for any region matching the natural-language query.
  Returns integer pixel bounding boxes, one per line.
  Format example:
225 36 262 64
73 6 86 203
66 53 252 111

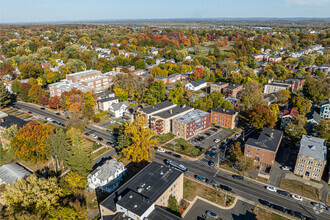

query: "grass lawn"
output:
279 179 319 201
165 138 202 157
254 206 289 220
183 178 234 206
91 147 111 160
155 133 176 145
106 122 121 131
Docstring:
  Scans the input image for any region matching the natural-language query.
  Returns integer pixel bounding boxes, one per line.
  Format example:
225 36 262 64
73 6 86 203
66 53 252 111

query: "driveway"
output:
183 199 255 220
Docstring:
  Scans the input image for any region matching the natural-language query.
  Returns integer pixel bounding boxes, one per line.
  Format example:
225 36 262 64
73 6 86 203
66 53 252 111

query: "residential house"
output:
306 110 321 135
185 79 207 91
222 84 243 98
0 163 31 185
210 82 229 93
99 162 183 220
320 99 330 119
150 104 194 134
109 101 129 118
87 159 125 193
268 55 282 63
280 108 299 130
97 97 120 112
172 109 210 140
294 135 326 181
244 128 283 167
210 108 238 129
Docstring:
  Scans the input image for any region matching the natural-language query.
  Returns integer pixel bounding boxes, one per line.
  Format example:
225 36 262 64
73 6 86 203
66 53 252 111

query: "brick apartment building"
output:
210 108 238 130
244 128 283 167
66 70 102 83
222 84 243 98
99 162 183 220
225 97 240 110
135 101 177 121
210 82 229 93
263 82 292 94
294 135 327 181
172 109 210 140
150 104 194 134
283 78 305 91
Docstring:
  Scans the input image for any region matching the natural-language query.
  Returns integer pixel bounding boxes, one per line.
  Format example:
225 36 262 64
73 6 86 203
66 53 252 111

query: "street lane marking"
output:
214 170 219 177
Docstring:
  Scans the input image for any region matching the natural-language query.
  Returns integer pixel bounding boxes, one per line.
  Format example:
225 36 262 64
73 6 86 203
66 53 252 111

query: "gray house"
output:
0 163 31 185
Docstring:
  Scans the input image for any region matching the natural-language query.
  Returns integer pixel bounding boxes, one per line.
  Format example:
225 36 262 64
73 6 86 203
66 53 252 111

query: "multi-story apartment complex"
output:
150 104 194 134
135 101 177 121
210 82 229 93
222 84 243 98
225 97 240 110
172 109 210 140
263 82 292 94
320 99 330 119
210 108 238 129
99 162 183 220
244 128 283 167
48 80 94 97
294 135 327 181
283 78 305 91
66 70 102 83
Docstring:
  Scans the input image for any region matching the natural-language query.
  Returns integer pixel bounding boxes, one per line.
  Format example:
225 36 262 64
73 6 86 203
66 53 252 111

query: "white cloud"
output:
285 0 330 6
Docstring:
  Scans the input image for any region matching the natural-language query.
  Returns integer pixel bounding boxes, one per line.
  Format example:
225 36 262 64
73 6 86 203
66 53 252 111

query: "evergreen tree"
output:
0 83 11 109
65 146 92 177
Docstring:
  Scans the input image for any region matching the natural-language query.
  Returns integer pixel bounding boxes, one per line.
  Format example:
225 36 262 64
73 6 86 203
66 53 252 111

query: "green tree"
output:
239 81 265 112
168 82 184 104
66 59 86 73
144 80 166 105
11 79 21 94
167 196 181 217
285 115 307 141
275 89 291 104
135 59 146 69
28 84 46 104
0 124 18 149
292 96 311 115
65 145 92 177
315 119 330 143
269 104 279 123
222 101 234 110
0 83 11 109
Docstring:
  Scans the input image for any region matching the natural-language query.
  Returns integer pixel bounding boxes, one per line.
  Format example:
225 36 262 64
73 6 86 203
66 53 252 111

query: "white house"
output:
0 163 31 185
320 99 330 119
97 97 119 112
87 158 125 193
185 79 207 91
109 101 129 118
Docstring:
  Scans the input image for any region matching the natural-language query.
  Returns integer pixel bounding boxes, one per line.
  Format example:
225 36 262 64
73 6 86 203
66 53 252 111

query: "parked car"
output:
52 120 57 124
205 151 212 156
165 151 174 156
16 107 21 110
232 175 244 180
40 107 45 110
214 139 220 143
291 194 303 201
206 210 218 218
311 202 326 209
273 205 288 214
220 184 232 192
174 154 181 158
259 199 273 208
91 134 97 139
46 117 53 121
56 112 60 115
208 160 215 166
281 166 292 171
266 186 277 192
235 133 241 138
157 148 165 153
210 148 217 152
195 175 206 182
209 152 217 158
277 190 291 197
206 179 217 186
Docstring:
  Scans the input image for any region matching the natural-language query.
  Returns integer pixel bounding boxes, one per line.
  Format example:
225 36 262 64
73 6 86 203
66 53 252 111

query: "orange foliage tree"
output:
10 121 54 163
189 67 204 81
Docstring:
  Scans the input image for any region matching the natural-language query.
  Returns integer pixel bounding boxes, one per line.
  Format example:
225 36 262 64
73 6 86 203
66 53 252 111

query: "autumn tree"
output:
168 82 185 104
135 59 146 69
67 59 86 73
82 92 95 120
61 171 87 195
0 124 18 149
18 83 32 102
189 67 204 81
28 84 46 104
229 142 253 174
269 104 279 123
167 196 181 217
144 80 166 105
285 115 307 141
239 81 265 112
0 83 11 109
49 96 60 109
11 121 53 162
11 79 21 94
121 116 158 162
114 87 128 101
275 89 291 104
292 96 311 115
248 104 276 129
315 119 329 143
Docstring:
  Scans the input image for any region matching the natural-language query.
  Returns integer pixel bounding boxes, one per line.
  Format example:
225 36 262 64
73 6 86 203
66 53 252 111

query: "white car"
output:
281 166 292 171
157 148 165 153
291 194 303 201
91 134 98 139
46 117 53 121
214 139 220 143
235 133 241 138
266 186 277 192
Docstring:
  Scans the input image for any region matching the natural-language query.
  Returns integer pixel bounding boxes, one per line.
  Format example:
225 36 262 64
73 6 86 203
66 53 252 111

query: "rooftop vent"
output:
129 195 133 199
118 195 122 201
308 145 316 150
133 204 137 208
160 170 164 175
141 183 146 187
137 187 143 193
146 185 151 190
182 104 186 108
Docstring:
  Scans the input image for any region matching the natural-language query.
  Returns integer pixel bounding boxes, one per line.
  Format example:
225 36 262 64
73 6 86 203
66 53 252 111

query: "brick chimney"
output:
106 160 109 164
270 132 274 138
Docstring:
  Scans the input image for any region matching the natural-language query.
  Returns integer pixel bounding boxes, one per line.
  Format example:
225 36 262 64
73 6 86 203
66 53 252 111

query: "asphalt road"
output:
154 153 330 220
14 102 117 144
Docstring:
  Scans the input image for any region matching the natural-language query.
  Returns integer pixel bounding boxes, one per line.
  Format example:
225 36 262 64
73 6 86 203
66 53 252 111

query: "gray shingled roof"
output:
0 163 31 185
190 79 206 87
298 135 326 161
246 128 283 152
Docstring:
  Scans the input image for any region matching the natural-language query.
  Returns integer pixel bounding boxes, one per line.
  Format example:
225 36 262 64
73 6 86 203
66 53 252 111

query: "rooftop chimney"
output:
169 109 172 114
270 133 274 138
106 160 109 164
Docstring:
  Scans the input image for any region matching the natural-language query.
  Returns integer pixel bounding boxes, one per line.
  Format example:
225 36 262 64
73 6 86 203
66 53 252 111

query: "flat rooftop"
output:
153 104 193 119
174 109 209 124
49 80 93 91
66 69 101 78
98 97 119 103
212 81 229 86
246 128 283 152
140 101 176 114
299 135 326 161
100 162 182 213
211 107 237 116
0 115 27 129
223 84 242 90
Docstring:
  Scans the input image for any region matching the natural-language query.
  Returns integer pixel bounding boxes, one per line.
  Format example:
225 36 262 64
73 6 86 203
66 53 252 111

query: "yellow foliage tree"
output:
121 116 158 162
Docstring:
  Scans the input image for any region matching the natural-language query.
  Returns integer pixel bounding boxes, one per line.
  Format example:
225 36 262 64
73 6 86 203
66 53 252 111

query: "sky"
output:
0 0 329 24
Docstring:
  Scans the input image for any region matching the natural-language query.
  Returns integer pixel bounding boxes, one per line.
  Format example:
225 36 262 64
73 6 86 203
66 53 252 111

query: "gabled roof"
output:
97 97 119 103
283 108 299 118
110 101 129 112
189 79 206 87
0 163 31 184
306 110 321 122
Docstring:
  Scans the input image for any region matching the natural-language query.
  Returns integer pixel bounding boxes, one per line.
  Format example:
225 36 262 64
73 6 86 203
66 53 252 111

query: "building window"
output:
308 161 314 165
307 166 312 170
314 168 321 172
312 173 320 178
298 163 305 168
299 158 306 163
315 162 323 167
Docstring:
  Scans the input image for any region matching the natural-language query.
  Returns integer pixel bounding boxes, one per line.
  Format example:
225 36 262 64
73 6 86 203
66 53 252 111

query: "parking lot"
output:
183 198 255 220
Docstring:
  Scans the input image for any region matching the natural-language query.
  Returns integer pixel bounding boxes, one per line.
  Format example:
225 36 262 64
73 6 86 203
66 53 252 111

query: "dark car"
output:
16 107 21 110
273 205 288 214
205 151 212 156
66 116 70 119
28 111 32 114
258 199 273 208
277 190 291 197
220 184 232 192
97 137 103 141
56 112 61 115
289 211 304 219
166 151 174 156
173 154 181 158
209 152 217 158
52 120 58 124
205 210 218 218
40 107 45 110
232 175 244 180
208 160 215 166
106 142 113 145
310 202 326 209
195 175 206 182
